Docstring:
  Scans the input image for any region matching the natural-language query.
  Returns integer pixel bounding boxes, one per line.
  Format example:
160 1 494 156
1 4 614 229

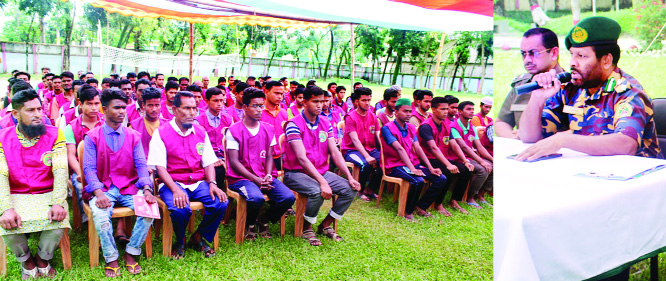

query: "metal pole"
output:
432 32 446 92
350 24 355 90
189 22 194 82
98 20 103 80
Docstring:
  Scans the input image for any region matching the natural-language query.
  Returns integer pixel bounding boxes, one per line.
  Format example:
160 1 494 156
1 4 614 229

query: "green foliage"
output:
634 1 666 50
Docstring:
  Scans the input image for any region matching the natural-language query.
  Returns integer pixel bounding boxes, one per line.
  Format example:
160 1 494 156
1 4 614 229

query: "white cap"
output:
481 96 493 106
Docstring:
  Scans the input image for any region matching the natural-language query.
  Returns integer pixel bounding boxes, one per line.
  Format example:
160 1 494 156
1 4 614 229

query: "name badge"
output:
563 105 584 116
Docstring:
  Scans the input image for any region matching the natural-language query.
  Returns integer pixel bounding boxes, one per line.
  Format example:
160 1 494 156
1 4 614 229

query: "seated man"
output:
408 89 433 127
341 87 382 201
130 87 169 159
0 89 69 279
518 16 662 160
377 87 401 127
196 87 234 189
451 101 493 208
148 91 228 259
261 81 289 170
283 86 360 246
287 88 305 119
186 84 207 114
226 88 295 240
160 81 179 120
227 82 250 122
471 96 494 155
83 88 155 277
380 98 447 221
418 97 474 215
126 78 151 123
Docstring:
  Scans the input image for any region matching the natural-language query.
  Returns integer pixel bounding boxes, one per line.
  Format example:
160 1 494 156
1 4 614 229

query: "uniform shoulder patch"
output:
616 102 633 118
511 73 532 87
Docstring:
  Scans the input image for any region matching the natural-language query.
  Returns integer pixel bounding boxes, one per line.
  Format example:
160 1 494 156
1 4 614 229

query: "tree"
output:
475 31 493 94
446 32 474 91
18 0 55 44
355 25 386 83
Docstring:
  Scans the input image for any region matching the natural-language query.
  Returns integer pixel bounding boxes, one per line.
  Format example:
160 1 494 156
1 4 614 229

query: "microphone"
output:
515 72 571 95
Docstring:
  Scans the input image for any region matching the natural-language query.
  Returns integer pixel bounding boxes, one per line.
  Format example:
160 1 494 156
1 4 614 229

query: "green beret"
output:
396 98 411 108
565 16 621 50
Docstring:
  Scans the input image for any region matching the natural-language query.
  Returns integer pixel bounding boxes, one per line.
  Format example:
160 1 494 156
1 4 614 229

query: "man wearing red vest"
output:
451 101 493 208
471 96 494 156
228 82 250 122
341 87 382 201
287 88 305 119
283 86 360 246
126 79 151 123
261 81 289 170
418 97 474 215
160 81 179 120
377 87 401 127
380 98 448 221
409 90 433 127
196 87 234 189
83 88 155 277
0 89 69 279
226 88 295 240
148 91 228 259
130 87 168 160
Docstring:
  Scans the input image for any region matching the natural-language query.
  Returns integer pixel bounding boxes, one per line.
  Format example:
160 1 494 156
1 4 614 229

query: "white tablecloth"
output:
494 137 666 281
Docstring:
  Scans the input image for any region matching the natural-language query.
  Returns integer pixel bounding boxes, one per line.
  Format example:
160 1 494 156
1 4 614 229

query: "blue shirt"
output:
83 123 152 194
380 120 417 145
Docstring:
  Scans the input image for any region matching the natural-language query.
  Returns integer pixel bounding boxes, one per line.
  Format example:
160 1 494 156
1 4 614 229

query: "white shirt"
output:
58 105 79 131
225 123 276 150
147 119 217 191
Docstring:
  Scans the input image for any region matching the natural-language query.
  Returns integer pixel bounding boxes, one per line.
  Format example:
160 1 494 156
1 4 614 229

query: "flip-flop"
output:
37 263 56 279
480 200 493 207
21 265 38 280
125 263 141 275
171 243 185 260
302 229 322 246
318 226 343 242
358 194 371 202
467 202 482 209
114 235 130 245
188 239 215 258
258 223 272 239
104 266 121 278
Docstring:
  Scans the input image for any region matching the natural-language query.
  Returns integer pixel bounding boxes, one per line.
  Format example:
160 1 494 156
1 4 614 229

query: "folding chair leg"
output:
397 181 410 217
145 228 152 258
59 229 71 270
393 182 399 203
213 229 219 251
87 210 100 268
462 181 471 203
377 180 385 207
332 196 338 232
154 219 162 240
1 233 6 277
293 194 307 237
235 198 247 244
161 208 173 257
280 214 286 238
188 213 196 233
70 182 81 231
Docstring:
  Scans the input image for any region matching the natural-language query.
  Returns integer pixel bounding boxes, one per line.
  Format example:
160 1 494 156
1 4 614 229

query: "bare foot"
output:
449 200 469 214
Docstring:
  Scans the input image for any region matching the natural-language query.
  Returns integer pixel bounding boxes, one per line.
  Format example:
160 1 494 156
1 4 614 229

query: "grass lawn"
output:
495 8 636 36
5 193 493 280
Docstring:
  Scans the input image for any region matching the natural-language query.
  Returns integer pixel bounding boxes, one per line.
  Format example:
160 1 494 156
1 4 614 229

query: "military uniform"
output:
498 73 533 129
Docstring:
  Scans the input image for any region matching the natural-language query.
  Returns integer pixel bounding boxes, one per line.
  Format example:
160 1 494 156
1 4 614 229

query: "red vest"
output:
160 102 174 120
0 125 59 194
411 108 431 125
283 114 331 175
69 115 103 145
226 121 278 184
86 126 140 195
55 93 72 113
195 111 234 157
475 113 493 153
380 121 419 172
130 116 168 159
419 117 456 161
450 119 476 158
158 123 206 184
126 102 142 123
341 110 377 154
261 108 289 157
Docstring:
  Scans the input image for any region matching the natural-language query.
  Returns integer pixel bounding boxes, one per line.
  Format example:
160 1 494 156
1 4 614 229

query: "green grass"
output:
5 194 493 280
495 8 636 36
492 48 666 119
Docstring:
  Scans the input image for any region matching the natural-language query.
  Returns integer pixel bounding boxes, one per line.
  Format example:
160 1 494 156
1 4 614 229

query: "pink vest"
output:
227 105 242 122
196 111 233 157
419 117 456 161
475 113 493 151
450 119 475 154
126 103 142 122
69 115 104 145
158 123 206 184
198 99 208 110
86 126 140 195
380 121 419 172
63 107 77 125
55 93 72 113
341 110 377 153
260 108 289 157
377 111 392 126
160 102 174 120
411 108 431 125
130 116 168 158
226 122 278 184
283 114 331 175
0 126 58 194
288 104 300 118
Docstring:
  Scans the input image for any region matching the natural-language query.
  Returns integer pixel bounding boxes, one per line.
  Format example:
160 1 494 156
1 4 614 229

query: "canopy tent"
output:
87 0 493 87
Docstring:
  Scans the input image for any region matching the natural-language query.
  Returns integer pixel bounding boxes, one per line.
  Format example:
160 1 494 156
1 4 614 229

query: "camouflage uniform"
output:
497 73 533 129
541 68 662 158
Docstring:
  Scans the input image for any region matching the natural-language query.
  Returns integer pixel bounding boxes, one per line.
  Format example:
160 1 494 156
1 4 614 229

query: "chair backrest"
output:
653 98 666 149
76 141 86 187
278 133 286 174
337 120 345 144
55 116 61 128
376 131 388 175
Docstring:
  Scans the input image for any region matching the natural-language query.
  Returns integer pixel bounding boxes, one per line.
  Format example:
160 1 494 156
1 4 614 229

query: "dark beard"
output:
19 122 46 138
182 122 193 129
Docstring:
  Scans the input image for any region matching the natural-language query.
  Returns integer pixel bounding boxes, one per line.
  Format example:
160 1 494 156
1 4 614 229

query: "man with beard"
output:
226 88 295 240
49 71 75 120
0 89 69 279
160 81 179 120
82 88 155 277
517 17 662 161
283 86 360 246
409 90 433 127
377 87 401 127
130 87 169 159
496 27 563 139
0 81 53 127
471 96 494 155
148 91 228 259
195 87 233 189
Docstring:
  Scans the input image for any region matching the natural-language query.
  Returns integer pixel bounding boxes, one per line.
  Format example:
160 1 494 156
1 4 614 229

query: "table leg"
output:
651 255 659 281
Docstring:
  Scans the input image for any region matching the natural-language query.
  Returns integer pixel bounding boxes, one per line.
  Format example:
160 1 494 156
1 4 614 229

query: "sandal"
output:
318 226 343 242
171 243 185 260
36 263 56 279
466 201 482 209
358 194 371 202
104 266 121 278
245 225 257 241
302 229 322 246
125 263 141 275
21 265 38 280
286 209 296 216
188 238 215 258
258 223 272 239
114 235 130 245
480 200 493 207
415 207 433 218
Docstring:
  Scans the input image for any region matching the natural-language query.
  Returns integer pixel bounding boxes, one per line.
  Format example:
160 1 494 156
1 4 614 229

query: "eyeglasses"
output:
520 48 552 59
249 104 265 109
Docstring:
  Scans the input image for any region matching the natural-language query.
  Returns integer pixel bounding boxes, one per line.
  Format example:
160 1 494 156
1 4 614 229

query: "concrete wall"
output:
502 0 631 11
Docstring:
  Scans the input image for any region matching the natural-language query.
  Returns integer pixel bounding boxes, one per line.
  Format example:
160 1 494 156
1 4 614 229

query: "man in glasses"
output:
495 27 563 139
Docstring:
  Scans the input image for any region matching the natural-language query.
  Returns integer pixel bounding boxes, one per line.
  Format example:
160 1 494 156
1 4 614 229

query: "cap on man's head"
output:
481 96 493 106
396 98 411 108
565 16 621 50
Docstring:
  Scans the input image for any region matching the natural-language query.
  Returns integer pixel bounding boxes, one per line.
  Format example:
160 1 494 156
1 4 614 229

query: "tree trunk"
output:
336 45 347 78
39 16 45 44
323 28 334 78
391 51 403 85
134 29 142 73
111 22 131 73
381 45 393 84
450 63 459 91
477 45 487 95
25 13 36 72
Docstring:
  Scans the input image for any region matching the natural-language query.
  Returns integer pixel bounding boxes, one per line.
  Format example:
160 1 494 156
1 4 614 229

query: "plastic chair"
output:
376 131 412 217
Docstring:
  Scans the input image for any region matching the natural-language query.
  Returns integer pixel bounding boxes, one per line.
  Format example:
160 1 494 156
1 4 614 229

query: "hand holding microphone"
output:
516 70 571 95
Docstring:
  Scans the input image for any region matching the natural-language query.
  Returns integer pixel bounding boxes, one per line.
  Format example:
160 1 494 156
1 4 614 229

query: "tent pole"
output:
189 22 194 82
350 24 355 90
98 20 103 80
432 32 446 92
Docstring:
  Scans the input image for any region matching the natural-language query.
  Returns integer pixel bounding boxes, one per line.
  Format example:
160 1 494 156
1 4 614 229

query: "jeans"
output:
2 229 65 262
228 179 295 227
283 171 357 225
429 159 471 203
89 186 153 263
70 172 88 223
159 181 228 245
387 165 447 215
344 149 382 193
